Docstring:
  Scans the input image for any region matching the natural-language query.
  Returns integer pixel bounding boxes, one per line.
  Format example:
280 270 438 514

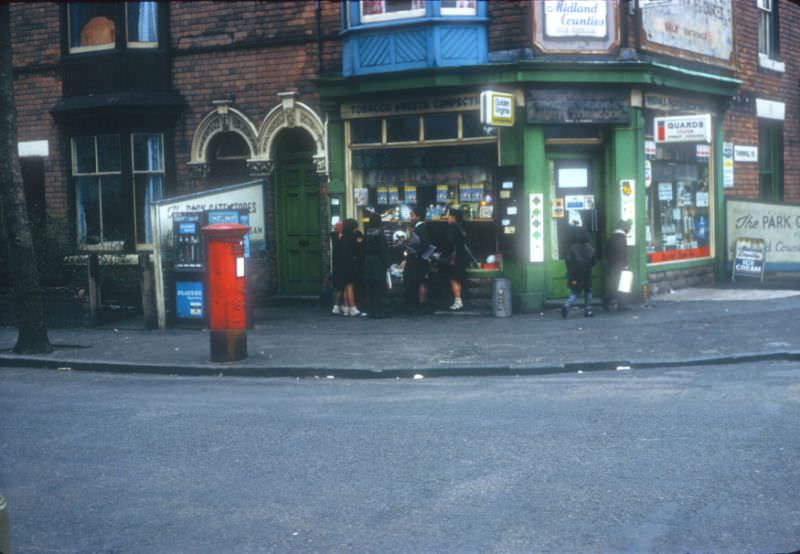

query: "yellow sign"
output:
480 91 515 127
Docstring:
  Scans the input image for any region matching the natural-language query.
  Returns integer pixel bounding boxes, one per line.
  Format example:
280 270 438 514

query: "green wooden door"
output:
276 160 322 294
546 154 606 299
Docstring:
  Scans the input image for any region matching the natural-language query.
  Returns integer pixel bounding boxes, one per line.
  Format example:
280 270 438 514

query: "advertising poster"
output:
727 199 800 271
641 0 733 65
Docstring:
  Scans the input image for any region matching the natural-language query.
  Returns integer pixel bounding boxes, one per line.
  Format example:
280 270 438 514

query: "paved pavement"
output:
1 286 799 378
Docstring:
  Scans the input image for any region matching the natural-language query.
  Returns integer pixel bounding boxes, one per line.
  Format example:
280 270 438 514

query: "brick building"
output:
5 1 799 321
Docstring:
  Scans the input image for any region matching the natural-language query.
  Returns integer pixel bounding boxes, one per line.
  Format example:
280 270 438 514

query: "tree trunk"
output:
0 5 51 354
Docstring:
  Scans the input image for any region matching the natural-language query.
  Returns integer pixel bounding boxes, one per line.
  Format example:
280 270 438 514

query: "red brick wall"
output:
488 0 529 54
725 0 800 202
10 3 69 247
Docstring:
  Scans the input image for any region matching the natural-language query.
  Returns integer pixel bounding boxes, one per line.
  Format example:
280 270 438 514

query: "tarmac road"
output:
1 362 799 554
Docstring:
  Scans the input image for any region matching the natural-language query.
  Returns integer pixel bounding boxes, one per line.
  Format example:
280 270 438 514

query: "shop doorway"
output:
274 129 322 295
546 153 606 299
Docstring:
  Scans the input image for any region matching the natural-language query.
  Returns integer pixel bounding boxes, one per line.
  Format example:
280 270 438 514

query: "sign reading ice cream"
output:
544 1 608 38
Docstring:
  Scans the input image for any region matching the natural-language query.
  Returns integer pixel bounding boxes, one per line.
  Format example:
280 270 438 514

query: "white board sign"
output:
734 145 758 163
654 114 712 143
544 0 607 38
727 199 800 270
723 142 734 188
154 180 265 249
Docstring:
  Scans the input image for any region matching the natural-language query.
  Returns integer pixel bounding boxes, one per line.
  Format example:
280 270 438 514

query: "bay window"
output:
73 133 165 249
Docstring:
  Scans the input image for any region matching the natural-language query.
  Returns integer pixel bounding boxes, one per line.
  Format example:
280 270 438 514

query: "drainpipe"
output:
316 0 323 75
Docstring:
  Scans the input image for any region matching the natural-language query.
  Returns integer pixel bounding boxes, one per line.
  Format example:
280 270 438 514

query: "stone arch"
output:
188 101 258 177
253 92 327 175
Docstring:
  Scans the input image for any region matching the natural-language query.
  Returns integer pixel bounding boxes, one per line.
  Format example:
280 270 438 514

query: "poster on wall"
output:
726 199 800 271
529 193 545 263
640 0 733 66
620 179 636 246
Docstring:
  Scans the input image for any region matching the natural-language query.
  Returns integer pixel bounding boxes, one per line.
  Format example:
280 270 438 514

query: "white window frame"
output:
360 1 426 24
72 135 125 250
131 133 165 247
440 0 477 16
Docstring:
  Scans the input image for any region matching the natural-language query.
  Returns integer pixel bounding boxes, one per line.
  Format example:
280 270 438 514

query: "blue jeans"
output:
564 287 592 311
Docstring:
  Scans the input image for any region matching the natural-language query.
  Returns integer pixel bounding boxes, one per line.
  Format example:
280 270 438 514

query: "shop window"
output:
360 0 426 23
646 143 712 264
387 116 421 143
441 0 477 16
461 111 496 139
351 118 383 145
132 133 164 244
73 133 165 248
759 124 783 201
68 2 159 52
758 0 779 60
424 113 458 141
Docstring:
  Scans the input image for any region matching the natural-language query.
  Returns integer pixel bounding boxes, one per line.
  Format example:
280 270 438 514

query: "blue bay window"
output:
342 0 487 76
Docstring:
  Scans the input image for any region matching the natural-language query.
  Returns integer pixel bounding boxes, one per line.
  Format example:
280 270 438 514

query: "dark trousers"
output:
604 269 622 309
366 279 385 316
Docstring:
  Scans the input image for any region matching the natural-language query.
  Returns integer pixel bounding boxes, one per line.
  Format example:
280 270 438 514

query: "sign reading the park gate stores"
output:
526 89 630 125
544 0 607 38
727 198 800 271
654 114 712 143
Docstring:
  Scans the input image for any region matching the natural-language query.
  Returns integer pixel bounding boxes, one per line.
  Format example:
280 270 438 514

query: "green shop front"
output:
321 62 738 312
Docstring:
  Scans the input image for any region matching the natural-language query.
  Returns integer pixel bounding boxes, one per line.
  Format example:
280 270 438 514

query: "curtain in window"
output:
142 135 163 243
137 1 158 42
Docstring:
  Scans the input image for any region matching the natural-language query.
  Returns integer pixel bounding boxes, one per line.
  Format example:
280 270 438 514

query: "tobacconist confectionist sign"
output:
641 0 733 65
526 89 630 125
727 198 800 271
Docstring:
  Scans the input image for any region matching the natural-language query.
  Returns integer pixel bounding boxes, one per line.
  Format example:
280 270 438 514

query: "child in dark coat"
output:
561 226 596 318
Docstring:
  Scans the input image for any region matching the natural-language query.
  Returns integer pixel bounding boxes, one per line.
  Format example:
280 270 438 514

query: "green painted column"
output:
509 124 548 312
611 108 646 299
713 113 727 281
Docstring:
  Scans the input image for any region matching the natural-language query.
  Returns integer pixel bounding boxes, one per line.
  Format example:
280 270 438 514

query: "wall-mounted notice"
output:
529 193 544 263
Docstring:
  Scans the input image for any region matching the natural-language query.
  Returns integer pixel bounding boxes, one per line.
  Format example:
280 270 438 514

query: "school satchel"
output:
617 269 634 294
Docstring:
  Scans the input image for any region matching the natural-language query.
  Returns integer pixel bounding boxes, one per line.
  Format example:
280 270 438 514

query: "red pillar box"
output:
201 223 249 362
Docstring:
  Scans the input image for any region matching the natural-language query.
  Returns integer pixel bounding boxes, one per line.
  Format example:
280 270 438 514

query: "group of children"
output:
329 207 469 318
561 219 631 318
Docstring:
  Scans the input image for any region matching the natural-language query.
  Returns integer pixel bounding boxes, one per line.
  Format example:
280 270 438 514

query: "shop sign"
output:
529 193 545 263
654 114 711 143
480 91 515 127
644 140 656 159
732 238 765 282
155 180 266 250
176 281 204 320
342 94 480 118
526 89 629 124
734 145 758 163
722 142 734 188
620 179 636 246
644 93 713 114
641 0 733 65
727 199 800 270
543 0 607 38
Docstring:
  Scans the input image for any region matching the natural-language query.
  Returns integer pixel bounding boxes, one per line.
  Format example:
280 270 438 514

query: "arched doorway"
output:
273 127 322 294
